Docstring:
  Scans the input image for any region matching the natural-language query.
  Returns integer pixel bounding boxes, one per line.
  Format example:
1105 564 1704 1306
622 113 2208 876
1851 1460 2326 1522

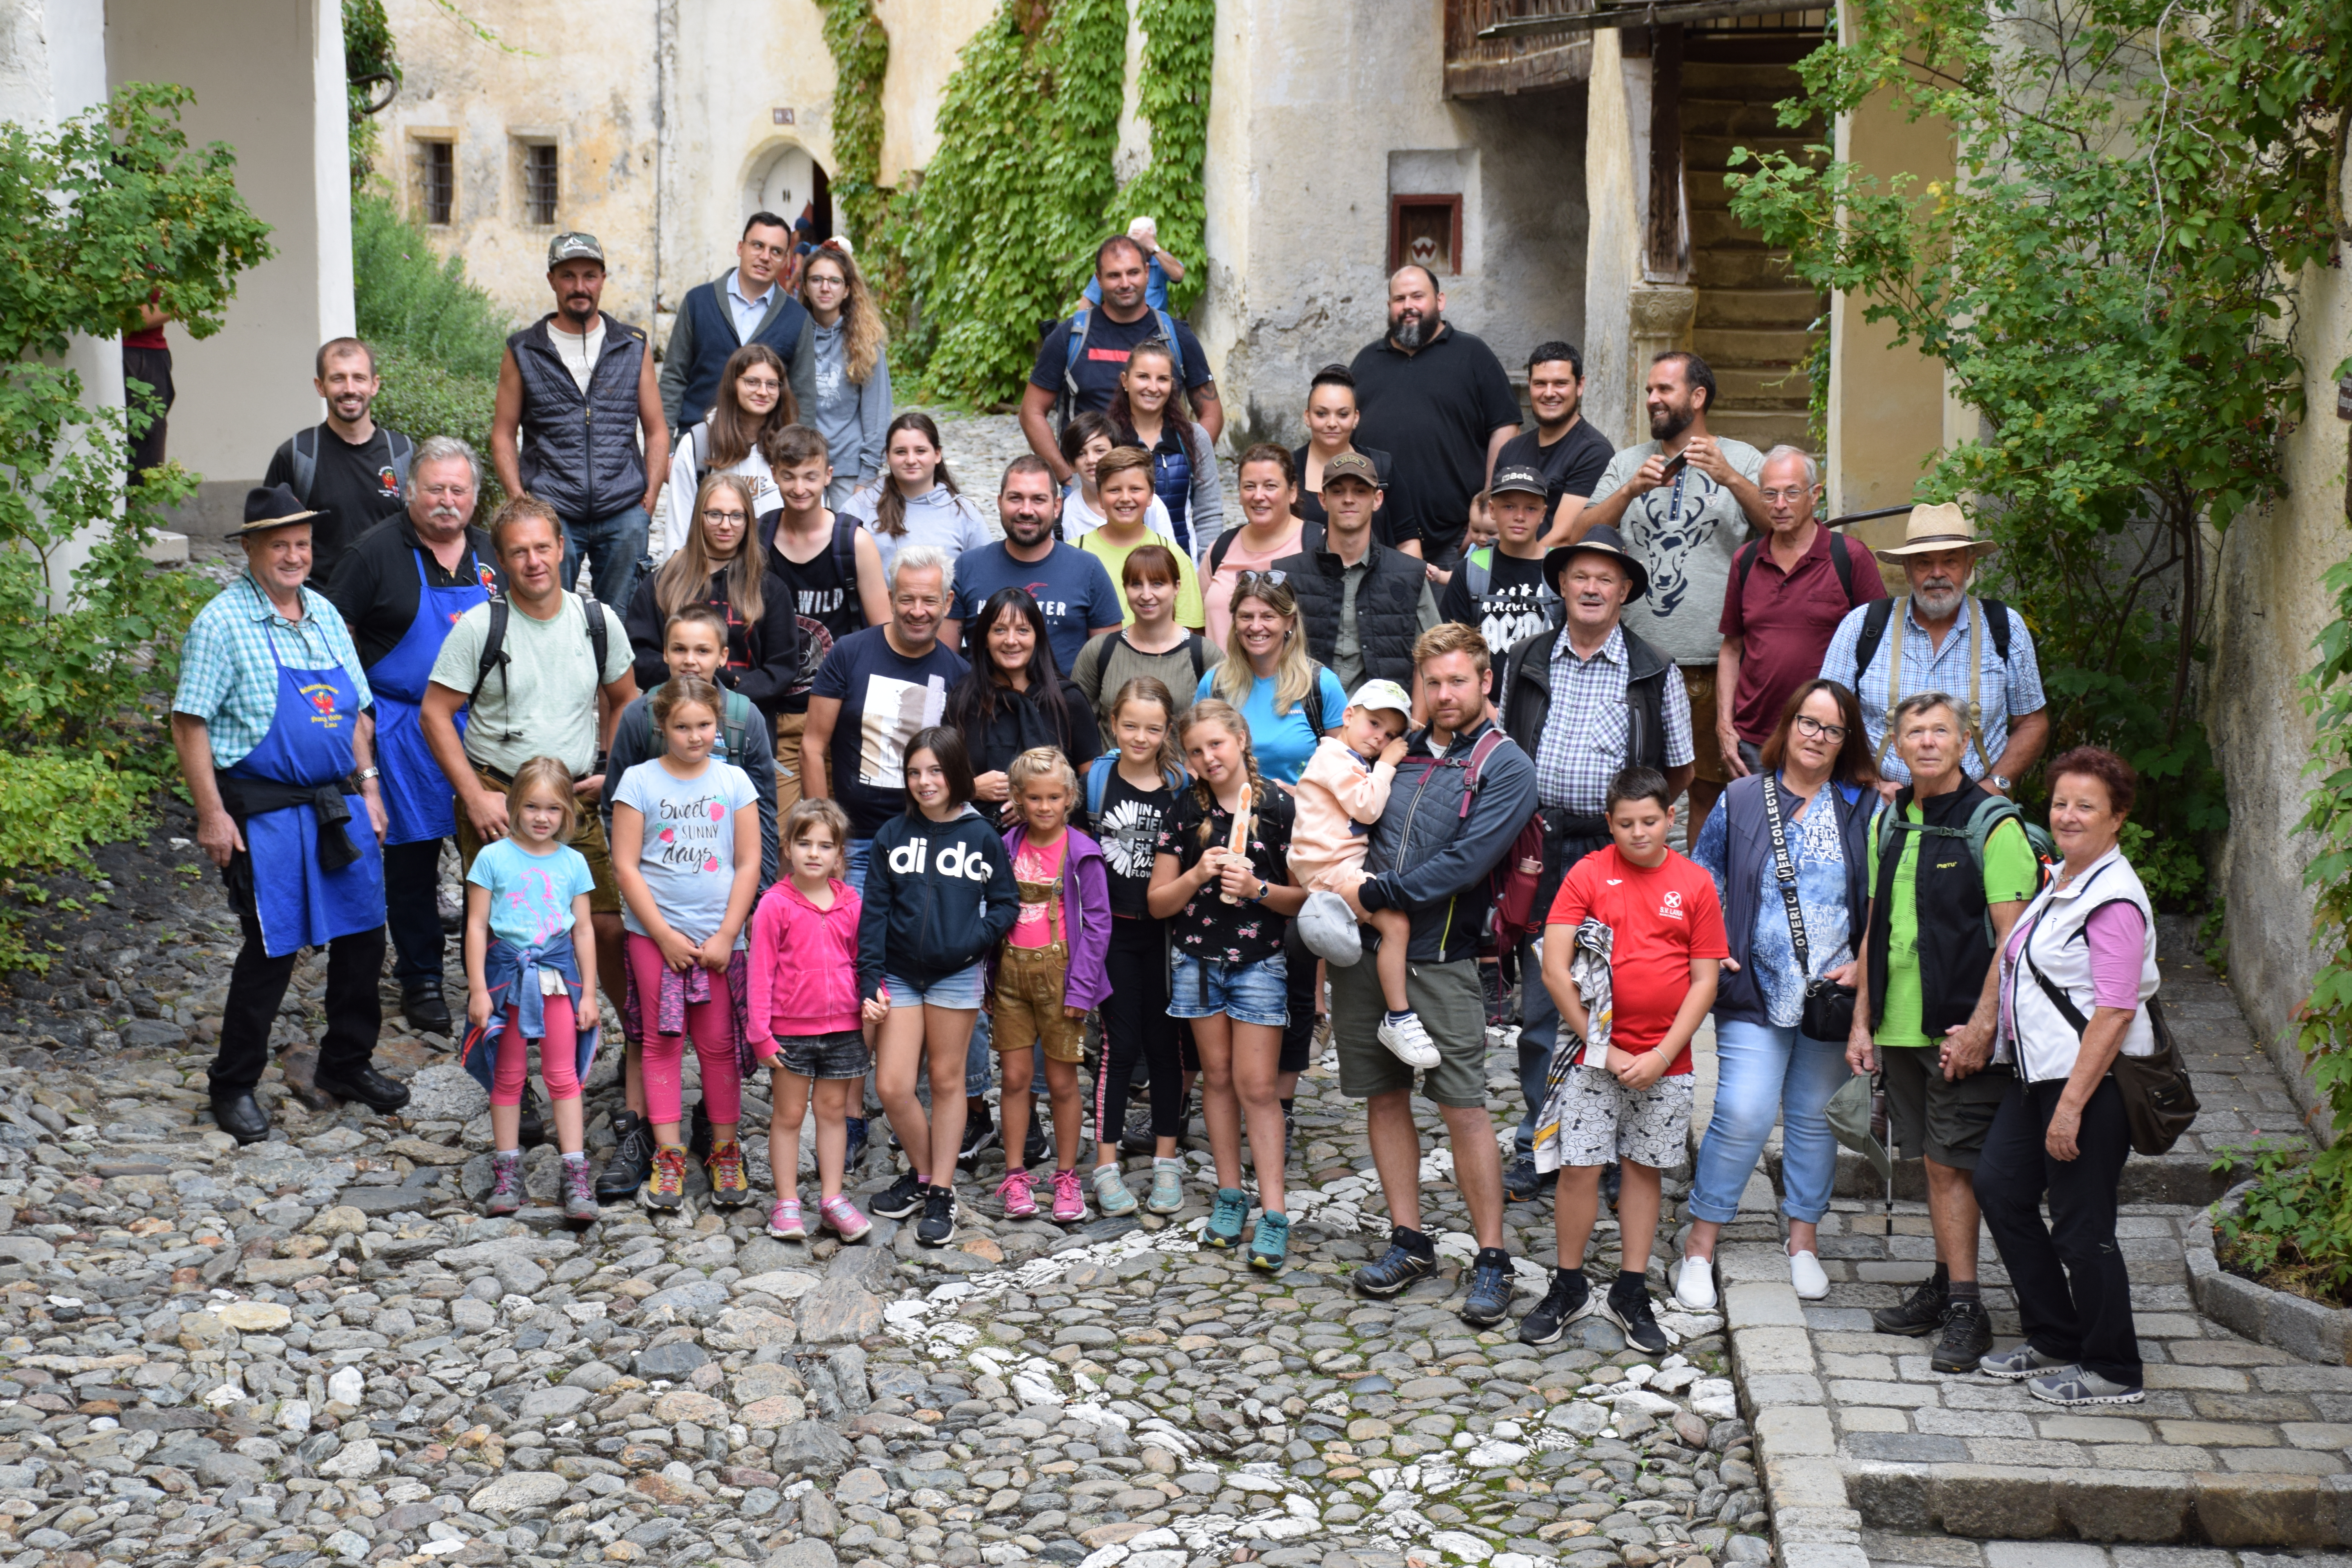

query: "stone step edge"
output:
2182 1209 2352 1366
1839 1456 2352 1550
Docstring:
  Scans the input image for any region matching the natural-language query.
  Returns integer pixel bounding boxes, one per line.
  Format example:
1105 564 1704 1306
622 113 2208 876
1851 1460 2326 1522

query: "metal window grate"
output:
524 143 557 226
423 141 454 226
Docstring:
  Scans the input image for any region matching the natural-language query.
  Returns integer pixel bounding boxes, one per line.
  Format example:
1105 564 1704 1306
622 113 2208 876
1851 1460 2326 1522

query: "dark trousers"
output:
1280 924 1316 1075
1974 1074 2141 1384
1096 918 1183 1140
123 345 173 478
211 852 386 1098
381 838 450 986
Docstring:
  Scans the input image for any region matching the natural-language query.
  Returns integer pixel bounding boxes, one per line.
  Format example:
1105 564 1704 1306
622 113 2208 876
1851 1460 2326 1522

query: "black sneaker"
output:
1503 1156 1546 1203
842 1116 869 1173
1119 1107 1158 1156
1929 1298 1994 1374
1871 1269 1951 1337
916 1185 958 1248
1024 1118 1048 1169
1519 1267 1595 1346
1603 1276 1670 1354
958 1111 1000 1170
593 1111 653 1202
1353 1227 1439 1299
1460 1248 1515 1327
871 1169 927 1220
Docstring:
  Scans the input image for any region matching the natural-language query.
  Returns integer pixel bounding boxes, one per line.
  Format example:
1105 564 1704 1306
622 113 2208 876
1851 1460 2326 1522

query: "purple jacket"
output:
997 824 1114 1011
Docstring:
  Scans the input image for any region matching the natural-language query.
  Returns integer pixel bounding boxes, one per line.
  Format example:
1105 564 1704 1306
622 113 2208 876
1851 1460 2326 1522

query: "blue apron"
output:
230 630 386 958
370 546 493 844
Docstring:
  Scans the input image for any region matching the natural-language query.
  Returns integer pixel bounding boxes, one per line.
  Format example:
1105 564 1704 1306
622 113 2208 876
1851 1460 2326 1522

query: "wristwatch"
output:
1989 773 2013 792
357 767 379 782
1250 879 1269 903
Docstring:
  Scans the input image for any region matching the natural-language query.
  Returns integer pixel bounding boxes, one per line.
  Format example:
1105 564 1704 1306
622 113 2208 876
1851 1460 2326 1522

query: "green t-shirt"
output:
1865 803 2037 1049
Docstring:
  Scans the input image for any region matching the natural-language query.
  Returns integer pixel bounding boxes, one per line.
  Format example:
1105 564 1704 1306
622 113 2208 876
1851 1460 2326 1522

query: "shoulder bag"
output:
1762 772 1857 1041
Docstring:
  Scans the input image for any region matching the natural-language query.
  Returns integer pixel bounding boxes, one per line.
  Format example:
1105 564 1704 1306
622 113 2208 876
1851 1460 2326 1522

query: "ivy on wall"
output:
1104 0 1214 317
814 0 891 250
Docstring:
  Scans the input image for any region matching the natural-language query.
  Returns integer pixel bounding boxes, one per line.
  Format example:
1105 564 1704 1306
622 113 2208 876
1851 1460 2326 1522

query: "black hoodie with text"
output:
856 803 1020 1002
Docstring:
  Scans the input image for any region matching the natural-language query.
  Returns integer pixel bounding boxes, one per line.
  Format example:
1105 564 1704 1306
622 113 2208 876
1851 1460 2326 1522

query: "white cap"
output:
1348 679 1412 720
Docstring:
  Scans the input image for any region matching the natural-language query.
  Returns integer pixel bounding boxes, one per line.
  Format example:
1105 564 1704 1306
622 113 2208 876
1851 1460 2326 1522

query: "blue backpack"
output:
1085 754 1187 822
1059 305 1187 429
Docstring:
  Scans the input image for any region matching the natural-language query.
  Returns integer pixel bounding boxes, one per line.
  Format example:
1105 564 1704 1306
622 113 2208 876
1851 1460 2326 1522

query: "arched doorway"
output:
751 143 833 242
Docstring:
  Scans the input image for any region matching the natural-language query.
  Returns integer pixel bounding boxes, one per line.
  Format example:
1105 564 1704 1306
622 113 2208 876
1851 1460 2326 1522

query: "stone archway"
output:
747 142 833 242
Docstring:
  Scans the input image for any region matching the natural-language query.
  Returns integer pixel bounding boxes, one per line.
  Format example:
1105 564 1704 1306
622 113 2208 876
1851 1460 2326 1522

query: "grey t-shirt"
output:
610 758 759 943
1586 436 1763 664
428 593 632 777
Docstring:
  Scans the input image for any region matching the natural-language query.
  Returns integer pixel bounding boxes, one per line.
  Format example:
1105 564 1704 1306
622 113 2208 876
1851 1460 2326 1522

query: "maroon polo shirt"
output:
1720 523 1888 742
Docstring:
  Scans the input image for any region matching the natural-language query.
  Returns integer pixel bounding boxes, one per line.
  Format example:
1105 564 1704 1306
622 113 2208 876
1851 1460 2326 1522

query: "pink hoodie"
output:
745 877 864 1043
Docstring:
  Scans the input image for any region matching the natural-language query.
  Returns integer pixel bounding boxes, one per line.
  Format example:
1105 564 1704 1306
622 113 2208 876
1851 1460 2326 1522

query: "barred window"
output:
421 141 454 226
523 143 557 226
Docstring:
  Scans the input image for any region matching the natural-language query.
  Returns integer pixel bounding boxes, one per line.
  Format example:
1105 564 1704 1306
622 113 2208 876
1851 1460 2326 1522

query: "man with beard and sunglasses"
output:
262 338 414 587
1347 266 1523 572
1577 350 1769 837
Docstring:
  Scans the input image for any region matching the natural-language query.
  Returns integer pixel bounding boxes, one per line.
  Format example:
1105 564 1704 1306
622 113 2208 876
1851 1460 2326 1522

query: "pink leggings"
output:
625 934 742 1127
492 996 580 1107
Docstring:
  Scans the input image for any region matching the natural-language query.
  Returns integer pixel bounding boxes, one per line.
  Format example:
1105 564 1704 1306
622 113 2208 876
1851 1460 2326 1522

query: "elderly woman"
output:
1678 679 1876 1308
1973 746 2156 1408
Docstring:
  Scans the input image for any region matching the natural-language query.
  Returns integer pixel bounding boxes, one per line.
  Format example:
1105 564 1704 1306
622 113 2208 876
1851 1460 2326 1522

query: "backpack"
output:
1874 791 2057 942
467 591 613 735
1440 729 1547 947
1853 593 2016 775
760 512 866 624
1084 754 1187 820
1733 527 1860 607
289 424 413 507
1059 304 1187 429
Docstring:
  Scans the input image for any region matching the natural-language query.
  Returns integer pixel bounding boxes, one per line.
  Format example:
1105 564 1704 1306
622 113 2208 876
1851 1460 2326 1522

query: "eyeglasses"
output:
1792 714 1848 742
805 274 846 290
702 509 749 526
1758 487 1816 503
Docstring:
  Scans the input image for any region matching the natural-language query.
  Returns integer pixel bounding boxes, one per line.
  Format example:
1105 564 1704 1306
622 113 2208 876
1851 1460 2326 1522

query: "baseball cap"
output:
1321 451 1382 490
546 231 606 267
1348 679 1413 721
1489 465 1548 500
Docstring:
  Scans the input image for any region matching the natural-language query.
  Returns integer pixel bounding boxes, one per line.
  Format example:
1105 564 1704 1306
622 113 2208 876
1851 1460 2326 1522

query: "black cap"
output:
1488 465 1548 500
229 483 321 539
1542 523 1649 602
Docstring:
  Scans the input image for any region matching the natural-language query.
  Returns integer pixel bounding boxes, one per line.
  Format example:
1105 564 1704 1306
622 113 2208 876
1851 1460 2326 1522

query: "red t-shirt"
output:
1546 845 1729 1073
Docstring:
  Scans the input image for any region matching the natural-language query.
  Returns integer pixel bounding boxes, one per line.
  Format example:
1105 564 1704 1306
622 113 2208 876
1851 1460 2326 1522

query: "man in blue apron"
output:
327 436 501 1038
171 485 411 1143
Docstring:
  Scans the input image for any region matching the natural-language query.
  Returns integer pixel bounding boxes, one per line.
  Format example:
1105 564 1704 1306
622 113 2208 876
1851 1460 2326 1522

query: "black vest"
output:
508 314 650 523
1867 781 2005 1038
1498 622 1673 782
678 280 807 425
1273 537 1426 689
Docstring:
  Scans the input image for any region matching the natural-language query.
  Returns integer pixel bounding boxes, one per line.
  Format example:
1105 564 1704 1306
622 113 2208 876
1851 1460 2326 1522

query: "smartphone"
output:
1657 448 1691 480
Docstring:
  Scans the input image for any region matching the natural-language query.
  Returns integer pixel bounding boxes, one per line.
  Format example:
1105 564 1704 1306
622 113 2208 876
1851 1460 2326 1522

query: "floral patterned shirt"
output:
1156 786 1296 966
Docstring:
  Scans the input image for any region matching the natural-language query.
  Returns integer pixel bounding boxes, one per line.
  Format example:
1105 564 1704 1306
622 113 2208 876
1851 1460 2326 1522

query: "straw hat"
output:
1874 502 1996 564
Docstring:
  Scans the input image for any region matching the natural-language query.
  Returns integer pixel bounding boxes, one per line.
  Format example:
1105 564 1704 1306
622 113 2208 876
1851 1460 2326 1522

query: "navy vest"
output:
508 314 649 523
677 279 808 425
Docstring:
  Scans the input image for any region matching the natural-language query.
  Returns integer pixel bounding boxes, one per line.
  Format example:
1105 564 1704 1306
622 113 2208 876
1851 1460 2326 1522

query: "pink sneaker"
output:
766 1197 806 1241
819 1194 871 1243
1050 1167 1086 1223
996 1168 1037 1218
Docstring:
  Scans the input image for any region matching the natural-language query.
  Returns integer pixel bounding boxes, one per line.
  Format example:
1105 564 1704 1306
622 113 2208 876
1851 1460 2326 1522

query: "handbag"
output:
1761 773 1857 1042
2022 931 2198 1156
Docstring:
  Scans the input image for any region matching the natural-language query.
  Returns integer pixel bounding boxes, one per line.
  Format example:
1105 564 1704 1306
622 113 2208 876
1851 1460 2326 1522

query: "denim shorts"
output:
883 964 985 1010
1168 952 1288 1029
772 1030 871 1081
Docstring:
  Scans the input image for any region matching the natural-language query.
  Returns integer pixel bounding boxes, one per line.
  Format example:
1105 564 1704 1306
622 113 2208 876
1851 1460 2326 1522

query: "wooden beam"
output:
1645 22 1686 281
1479 0 1807 37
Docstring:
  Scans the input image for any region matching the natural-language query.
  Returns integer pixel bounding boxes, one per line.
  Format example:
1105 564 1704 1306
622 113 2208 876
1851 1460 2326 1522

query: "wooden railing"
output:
1443 0 1596 98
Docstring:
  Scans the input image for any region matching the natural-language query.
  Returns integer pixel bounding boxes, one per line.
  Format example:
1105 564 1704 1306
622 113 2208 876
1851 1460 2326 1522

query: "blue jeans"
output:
1687 1018 1855 1225
1515 937 1556 1159
1168 953 1288 1029
846 838 872 891
560 502 651 615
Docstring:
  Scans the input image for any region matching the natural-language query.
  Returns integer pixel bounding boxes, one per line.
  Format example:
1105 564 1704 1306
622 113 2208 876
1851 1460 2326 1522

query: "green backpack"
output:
1875 792 2056 942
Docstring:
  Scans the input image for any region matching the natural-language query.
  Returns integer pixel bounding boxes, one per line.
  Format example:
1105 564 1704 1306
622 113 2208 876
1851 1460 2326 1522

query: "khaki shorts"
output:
1682 663 1731 785
991 942 1087 1062
772 709 806 817
454 768 622 915
1330 955 1488 1108
1880 1044 2010 1170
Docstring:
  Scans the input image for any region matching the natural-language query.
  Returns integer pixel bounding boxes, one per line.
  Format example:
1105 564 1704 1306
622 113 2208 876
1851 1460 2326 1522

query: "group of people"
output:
169 228 2156 1415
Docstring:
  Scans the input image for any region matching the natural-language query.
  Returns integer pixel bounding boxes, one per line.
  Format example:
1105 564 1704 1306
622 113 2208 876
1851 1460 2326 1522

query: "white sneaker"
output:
1376 1012 1442 1069
1789 1249 1830 1300
1671 1255 1718 1311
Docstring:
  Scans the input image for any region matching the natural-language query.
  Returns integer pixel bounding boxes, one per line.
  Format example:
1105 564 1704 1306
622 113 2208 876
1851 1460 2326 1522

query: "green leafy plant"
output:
1102 0 1216 318
0 752 147 976
351 191 511 505
2212 1143 2352 1307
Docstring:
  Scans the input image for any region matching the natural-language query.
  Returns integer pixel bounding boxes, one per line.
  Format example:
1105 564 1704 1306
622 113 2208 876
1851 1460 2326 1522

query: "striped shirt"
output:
1817 595 2045 786
173 573 372 768
1532 624 1695 815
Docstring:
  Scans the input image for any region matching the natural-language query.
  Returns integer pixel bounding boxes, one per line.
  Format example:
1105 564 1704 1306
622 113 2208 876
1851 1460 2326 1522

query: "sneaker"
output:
1789 1249 1831 1301
1603 1277 1671 1354
1049 1168 1086 1223
1118 1107 1158 1157
766 1197 806 1241
1929 1298 1994 1374
1147 1158 1186 1214
1503 1156 1547 1203
1518 1268 1595 1347
704 1140 751 1208
594 1111 653 1202
1092 1163 1139 1217
1249 1210 1290 1272
958 1111 1000 1170
842 1116 870 1174
996 1169 1038 1219
1202 1187 1249 1249
871 1169 927 1220
484 1151 524 1217
1460 1248 1515 1327
1354 1228 1439 1298
560 1157 599 1223
1871 1270 1950 1337
1671 1255 1718 1312
916 1185 958 1247
1980 1343 2082 1383
2028 1367 2145 1407
1024 1119 1048 1170
640 1144 688 1212
1376 1011 1441 1069
818 1194 872 1243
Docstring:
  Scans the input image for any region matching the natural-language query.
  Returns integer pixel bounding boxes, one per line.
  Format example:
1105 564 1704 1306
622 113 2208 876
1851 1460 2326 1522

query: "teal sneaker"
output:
1249 1210 1290 1272
1203 1187 1249 1249
1091 1162 1138 1217
1148 1158 1186 1214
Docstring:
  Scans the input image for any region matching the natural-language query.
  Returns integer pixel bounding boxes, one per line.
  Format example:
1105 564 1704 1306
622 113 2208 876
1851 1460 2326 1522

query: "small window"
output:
523 143 558 226
421 141 455 226
1390 194 1463 275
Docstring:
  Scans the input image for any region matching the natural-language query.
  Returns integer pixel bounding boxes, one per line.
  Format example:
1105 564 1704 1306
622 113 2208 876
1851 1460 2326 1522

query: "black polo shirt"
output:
325 513 503 668
1029 309 1212 417
1348 325 1522 561
1497 418 1615 514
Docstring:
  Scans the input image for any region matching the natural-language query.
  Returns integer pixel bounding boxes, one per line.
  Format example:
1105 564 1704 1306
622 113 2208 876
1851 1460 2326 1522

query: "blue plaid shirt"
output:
1817 595 2045 786
174 573 372 768
1532 624 1695 815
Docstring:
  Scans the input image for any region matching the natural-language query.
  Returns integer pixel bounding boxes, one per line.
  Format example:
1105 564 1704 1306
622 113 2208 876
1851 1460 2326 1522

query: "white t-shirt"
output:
1062 486 1177 546
611 758 760 944
546 318 607 396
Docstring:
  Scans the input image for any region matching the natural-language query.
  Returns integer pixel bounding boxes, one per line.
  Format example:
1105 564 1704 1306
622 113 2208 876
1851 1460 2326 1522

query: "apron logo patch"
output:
300 683 345 724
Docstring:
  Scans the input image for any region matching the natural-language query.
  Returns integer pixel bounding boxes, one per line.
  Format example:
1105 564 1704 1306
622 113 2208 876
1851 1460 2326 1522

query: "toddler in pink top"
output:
1289 680 1434 1065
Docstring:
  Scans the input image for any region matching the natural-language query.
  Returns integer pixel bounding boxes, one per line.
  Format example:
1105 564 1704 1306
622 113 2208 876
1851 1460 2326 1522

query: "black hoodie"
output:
856 803 1020 1001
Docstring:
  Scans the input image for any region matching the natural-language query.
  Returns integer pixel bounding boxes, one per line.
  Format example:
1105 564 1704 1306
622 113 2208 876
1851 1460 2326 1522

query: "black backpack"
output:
1852 592 2013 676
467 591 613 745
1733 526 1862 609
289 424 412 506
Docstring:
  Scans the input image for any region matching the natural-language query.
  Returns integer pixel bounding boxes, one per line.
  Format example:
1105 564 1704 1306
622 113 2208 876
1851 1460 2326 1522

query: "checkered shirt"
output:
1532 624 1695 815
173 572 372 768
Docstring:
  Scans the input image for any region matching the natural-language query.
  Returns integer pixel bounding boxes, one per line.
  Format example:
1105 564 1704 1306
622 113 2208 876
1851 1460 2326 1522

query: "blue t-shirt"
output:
809 626 970 838
948 541 1122 675
1194 665 1348 786
612 759 761 944
466 838 596 949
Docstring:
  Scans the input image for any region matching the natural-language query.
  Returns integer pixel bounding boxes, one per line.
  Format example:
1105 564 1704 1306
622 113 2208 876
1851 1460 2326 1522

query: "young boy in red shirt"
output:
1521 766 1727 1353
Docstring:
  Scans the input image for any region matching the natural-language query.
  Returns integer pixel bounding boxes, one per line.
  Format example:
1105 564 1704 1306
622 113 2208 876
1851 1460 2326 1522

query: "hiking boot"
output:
704 1140 751 1207
1872 1269 1951 1337
2028 1367 2145 1407
1354 1227 1439 1298
560 1156 599 1223
641 1145 688 1212
916 1186 958 1248
1503 1156 1547 1203
484 1151 524 1217
1460 1248 1516 1327
1603 1275 1671 1354
996 1168 1038 1219
1929 1298 1994 1374
1518 1267 1595 1347
1203 1188 1249 1250
595 1111 653 1202
1249 1210 1291 1272
1980 1343 2081 1383
1091 1163 1138 1217
1049 1168 1086 1223
870 1169 926 1220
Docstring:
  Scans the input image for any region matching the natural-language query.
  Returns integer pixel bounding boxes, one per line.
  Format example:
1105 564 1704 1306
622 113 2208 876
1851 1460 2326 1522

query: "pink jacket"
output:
1289 736 1396 888
745 878 864 1042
